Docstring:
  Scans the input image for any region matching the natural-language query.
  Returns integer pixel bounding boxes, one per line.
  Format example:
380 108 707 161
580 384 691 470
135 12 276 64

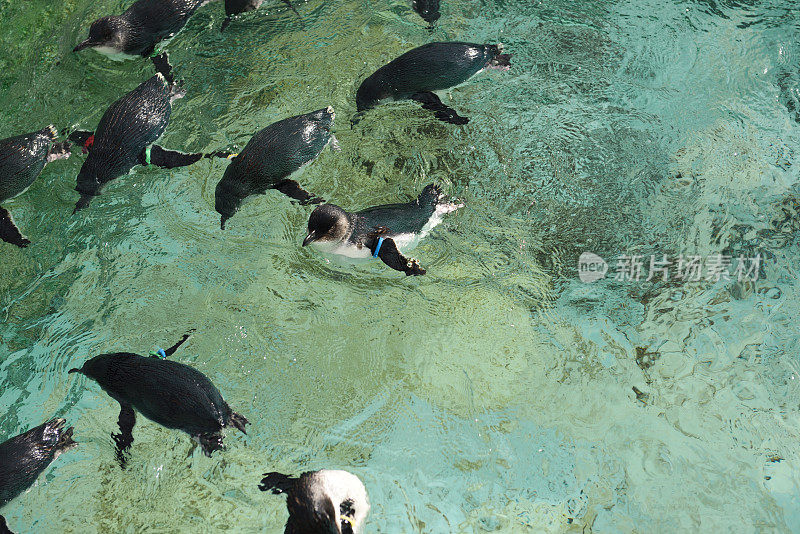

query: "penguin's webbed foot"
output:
113 403 136 469
197 432 225 457
372 236 427 276
410 92 469 125
275 179 324 205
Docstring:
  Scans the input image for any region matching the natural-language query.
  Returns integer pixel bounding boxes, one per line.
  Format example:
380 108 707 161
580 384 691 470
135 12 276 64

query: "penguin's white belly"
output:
93 46 137 61
311 240 373 261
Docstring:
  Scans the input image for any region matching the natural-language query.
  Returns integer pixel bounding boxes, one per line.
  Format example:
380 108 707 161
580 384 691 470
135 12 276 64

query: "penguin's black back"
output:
76 75 172 198
0 127 56 202
223 108 333 191
122 0 209 54
0 421 69 506
357 42 498 109
86 352 230 435
351 184 442 239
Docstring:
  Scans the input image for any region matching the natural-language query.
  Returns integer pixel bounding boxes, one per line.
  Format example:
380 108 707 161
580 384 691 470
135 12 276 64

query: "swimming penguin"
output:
0 419 76 533
215 107 335 229
221 0 300 30
355 42 511 124
302 183 461 276
71 74 224 213
73 0 210 81
259 470 370 534
68 333 248 464
0 126 71 248
412 0 440 25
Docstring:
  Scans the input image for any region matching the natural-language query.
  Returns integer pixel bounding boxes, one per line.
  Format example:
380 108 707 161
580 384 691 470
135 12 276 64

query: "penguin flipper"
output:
0 515 14 534
372 237 426 276
259 472 297 494
0 207 30 248
164 331 194 357
144 145 203 169
410 92 470 125
112 402 136 469
274 179 324 205
151 53 175 85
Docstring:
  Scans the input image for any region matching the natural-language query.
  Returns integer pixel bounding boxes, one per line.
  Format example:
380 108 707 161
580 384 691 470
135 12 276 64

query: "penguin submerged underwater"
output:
0 126 70 247
356 42 511 124
0 419 77 534
214 107 336 229
70 74 230 213
302 184 461 276
68 333 248 464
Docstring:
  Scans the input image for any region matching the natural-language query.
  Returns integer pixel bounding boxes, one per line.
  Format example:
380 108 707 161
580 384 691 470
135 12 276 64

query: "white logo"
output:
578 252 608 283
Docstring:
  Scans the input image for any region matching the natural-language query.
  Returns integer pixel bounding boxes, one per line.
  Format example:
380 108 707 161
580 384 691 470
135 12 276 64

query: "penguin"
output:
215 107 335 229
0 419 76 533
221 0 300 31
71 74 226 213
259 470 370 534
73 0 212 81
412 0 440 25
302 183 461 276
68 333 248 464
355 42 511 125
0 126 71 247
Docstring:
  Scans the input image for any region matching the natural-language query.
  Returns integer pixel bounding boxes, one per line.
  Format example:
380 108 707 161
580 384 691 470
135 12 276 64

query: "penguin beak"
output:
302 231 316 247
68 367 82 374
73 39 94 52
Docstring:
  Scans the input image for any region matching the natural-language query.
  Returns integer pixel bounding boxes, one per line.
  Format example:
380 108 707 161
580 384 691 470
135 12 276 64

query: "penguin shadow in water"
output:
68 332 248 467
259 470 370 534
0 126 71 248
67 73 233 214
0 419 77 534
352 41 512 127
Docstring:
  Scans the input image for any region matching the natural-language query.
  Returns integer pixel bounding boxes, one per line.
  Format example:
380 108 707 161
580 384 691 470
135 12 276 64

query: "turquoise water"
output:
1 0 800 531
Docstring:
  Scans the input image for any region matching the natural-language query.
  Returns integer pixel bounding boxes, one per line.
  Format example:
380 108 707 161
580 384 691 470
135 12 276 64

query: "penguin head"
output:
288 471 370 534
69 352 132 384
355 74 392 112
303 204 349 247
74 16 129 53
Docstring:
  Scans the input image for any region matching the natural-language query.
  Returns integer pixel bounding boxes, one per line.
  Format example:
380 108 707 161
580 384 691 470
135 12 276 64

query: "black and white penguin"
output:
259 470 370 534
221 0 299 30
302 183 461 276
355 42 511 124
0 126 70 248
68 333 248 463
214 107 335 229
412 0 440 25
0 419 76 533
71 74 224 213
73 0 209 58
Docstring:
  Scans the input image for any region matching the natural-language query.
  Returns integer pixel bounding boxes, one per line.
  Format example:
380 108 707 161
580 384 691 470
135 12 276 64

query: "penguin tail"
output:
281 0 301 17
416 183 444 208
221 16 232 32
259 472 296 494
